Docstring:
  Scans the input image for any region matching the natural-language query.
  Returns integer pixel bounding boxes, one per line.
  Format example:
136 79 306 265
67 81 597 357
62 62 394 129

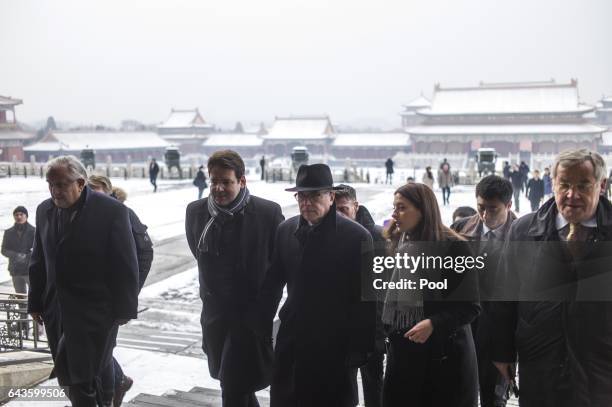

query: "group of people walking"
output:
4 147 612 406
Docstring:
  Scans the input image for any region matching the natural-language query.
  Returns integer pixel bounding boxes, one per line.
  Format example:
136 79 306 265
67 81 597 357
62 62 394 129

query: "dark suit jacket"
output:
185 194 284 393
27 186 139 385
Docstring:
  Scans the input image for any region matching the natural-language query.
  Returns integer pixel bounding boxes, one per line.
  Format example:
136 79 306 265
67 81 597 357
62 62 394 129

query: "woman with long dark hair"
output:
422 166 435 190
382 182 480 407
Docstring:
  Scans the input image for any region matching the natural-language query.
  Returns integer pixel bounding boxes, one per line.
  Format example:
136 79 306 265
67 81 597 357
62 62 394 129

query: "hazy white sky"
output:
1 0 611 129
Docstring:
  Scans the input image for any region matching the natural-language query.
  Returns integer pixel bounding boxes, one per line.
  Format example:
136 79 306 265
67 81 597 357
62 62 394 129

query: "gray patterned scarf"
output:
197 187 250 254
381 233 425 330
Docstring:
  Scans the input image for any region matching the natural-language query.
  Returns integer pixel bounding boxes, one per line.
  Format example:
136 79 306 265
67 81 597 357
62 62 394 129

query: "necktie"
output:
480 230 495 254
566 223 583 258
566 223 579 242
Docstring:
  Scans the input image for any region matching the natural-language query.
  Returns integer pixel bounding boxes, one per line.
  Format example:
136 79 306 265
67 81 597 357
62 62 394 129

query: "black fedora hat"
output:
285 163 341 192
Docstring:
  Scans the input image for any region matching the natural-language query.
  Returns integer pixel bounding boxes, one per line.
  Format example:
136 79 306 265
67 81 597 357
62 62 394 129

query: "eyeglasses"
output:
47 179 78 190
555 182 596 194
294 191 330 202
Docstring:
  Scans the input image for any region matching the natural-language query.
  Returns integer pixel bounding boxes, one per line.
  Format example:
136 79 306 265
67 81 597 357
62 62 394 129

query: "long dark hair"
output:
383 182 462 252
425 166 433 179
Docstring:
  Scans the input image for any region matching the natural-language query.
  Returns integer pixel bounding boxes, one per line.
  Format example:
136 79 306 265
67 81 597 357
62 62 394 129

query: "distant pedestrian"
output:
607 169 612 198
260 155 266 180
193 165 208 199
438 162 453 205
422 166 435 190
542 167 553 200
149 158 160 192
509 164 523 212
519 161 530 191
385 158 394 184
502 161 511 179
526 169 545 211
1 206 35 295
439 157 451 171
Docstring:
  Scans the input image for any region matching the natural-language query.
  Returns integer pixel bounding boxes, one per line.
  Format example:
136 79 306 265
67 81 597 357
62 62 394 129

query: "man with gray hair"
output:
28 155 139 406
491 148 612 406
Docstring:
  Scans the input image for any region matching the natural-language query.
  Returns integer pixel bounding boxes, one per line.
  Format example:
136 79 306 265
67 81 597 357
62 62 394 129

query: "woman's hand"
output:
404 319 433 343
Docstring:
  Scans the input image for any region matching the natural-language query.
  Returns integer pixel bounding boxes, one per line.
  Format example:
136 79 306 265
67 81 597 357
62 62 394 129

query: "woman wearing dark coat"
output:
382 183 480 407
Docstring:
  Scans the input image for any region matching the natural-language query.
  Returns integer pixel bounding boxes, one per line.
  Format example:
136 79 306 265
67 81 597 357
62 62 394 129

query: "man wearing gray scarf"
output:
185 150 284 407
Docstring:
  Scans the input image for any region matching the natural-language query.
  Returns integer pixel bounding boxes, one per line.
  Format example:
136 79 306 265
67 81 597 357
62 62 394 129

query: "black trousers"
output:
471 314 508 407
442 187 451 204
222 390 260 407
513 190 521 211
518 360 572 407
351 352 384 407
530 199 540 212
12 275 29 295
67 382 98 407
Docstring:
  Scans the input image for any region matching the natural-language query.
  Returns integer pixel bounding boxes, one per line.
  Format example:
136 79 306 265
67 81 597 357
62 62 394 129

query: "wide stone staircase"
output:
126 387 270 407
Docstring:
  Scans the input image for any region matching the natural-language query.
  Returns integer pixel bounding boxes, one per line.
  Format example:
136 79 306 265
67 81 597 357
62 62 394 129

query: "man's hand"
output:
404 319 433 343
493 361 513 382
30 312 43 325
116 318 130 326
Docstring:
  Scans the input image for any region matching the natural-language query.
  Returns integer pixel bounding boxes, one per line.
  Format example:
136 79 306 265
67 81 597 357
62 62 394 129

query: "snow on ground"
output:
0 170 536 284
1 168 538 403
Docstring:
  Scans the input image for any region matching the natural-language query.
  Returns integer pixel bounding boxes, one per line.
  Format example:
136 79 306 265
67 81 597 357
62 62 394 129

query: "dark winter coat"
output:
185 195 284 393
193 170 207 189
509 170 523 192
27 186 139 385
260 205 376 407
543 173 553 195
385 159 394 174
383 237 481 407
490 197 612 406
354 205 386 353
503 164 511 179
127 208 153 290
526 178 545 203
149 162 160 177
1 222 35 276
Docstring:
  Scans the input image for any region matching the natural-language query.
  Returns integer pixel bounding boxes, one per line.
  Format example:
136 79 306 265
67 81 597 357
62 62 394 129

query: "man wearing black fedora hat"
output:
259 163 376 407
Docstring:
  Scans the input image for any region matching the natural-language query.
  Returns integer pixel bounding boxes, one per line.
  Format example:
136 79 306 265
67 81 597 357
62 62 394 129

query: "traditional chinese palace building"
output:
405 80 606 162
0 95 35 161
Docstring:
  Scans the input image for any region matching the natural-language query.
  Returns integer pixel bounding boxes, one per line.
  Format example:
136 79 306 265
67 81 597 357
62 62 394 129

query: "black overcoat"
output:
27 186 139 385
260 205 376 407
185 194 284 393
491 197 612 407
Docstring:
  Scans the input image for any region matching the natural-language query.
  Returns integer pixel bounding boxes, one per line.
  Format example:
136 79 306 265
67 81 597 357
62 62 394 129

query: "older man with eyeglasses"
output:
259 163 376 407
491 148 612 407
